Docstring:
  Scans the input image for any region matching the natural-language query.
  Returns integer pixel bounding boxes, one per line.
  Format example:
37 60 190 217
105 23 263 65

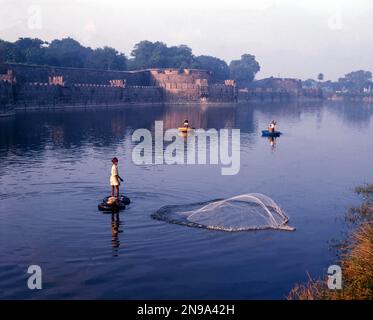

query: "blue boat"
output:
262 130 282 137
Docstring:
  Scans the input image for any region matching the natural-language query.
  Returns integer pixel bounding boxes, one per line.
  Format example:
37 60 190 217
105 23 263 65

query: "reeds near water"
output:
288 185 373 300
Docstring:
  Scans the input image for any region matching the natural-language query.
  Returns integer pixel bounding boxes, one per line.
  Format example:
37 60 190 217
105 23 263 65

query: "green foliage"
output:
338 70 372 92
318 73 324 81
129 41 198 70
229 54 260 84
14 38 46 64
0 39 25 63
85 46 127 70
129 41 169 69
128 40 237 81
194 55 229 80
44 38 88 68
0 37 127 70
0 37 260 83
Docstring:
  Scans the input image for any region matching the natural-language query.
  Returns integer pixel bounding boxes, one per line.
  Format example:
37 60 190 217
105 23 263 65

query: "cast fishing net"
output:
152 193 295 232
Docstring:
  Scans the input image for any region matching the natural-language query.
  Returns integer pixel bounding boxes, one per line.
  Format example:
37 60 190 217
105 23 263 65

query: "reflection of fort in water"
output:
1 101 372 163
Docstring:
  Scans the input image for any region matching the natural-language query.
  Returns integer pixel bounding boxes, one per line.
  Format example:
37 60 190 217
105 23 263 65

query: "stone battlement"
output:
0 63 236 107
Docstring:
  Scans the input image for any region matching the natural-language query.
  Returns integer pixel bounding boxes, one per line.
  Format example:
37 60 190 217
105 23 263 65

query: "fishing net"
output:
152 193 295 232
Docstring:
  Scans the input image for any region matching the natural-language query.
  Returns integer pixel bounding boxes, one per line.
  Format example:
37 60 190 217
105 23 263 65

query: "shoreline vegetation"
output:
1 37 373 97
288 184 373 300
0 37 260 85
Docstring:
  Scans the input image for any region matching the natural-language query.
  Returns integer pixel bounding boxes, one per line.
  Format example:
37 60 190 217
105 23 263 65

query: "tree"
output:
0 37 260 80
317 73 324 82
194 55 229 81
128 41 199 70
13 38 46 65
0 39 23 63
43 37 89 68
338 70 372 92
167 44 195 69
85 46 127 70
229 54 260 85
129 40 169 70
302 79 318 89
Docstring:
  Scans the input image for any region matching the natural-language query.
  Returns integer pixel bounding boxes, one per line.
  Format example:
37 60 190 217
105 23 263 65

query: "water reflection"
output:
161 104 238 130
326 101 373 129
267 136 278 151
111 213 123 256
0 102 372 175
252 100 323 119
1 101 373 299
1 101 372 172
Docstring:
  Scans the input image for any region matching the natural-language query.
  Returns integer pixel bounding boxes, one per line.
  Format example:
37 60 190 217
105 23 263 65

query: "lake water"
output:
1 101 373 299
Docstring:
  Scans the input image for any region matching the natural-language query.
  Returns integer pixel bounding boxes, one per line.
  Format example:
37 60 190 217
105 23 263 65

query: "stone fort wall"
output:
0 63 236 107
2 63 150 86
13 83 164 108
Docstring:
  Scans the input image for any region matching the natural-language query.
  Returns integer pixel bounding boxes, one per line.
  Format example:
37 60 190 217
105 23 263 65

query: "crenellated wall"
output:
149 68 212 85
5 63 150 86
0 63 236 108
12 83 164 107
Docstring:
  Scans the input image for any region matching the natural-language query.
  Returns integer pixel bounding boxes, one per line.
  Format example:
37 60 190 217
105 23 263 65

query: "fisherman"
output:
269 120 277 133
110 157 124 198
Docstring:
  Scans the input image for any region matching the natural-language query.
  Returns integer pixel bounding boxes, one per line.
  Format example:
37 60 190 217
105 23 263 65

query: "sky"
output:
0 0 372 80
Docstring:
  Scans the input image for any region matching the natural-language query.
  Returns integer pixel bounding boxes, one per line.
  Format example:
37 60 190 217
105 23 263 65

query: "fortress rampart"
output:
0 63 237 108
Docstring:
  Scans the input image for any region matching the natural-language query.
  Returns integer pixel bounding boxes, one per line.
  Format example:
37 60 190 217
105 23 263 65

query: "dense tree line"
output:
338 70 372 92
0 37 127 70
0 37 261 83
303 70 373 93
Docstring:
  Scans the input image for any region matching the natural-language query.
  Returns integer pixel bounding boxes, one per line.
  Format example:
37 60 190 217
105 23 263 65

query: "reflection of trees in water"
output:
0 106 165 156
325 101 373 129
235 104 255 133
0 118 16 150
252 100 323 121
7 101 368 173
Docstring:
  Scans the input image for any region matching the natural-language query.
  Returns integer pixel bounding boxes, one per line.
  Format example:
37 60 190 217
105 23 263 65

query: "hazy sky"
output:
1 0 372 80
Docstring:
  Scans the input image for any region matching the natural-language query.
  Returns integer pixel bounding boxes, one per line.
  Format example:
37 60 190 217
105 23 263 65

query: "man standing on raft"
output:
110 157 124 198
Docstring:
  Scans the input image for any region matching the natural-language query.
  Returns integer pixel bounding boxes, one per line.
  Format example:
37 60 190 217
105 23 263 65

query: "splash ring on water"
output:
152 193 295 232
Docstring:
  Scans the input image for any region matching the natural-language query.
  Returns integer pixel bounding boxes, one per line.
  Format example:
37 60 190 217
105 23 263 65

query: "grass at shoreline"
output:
288 184 373 300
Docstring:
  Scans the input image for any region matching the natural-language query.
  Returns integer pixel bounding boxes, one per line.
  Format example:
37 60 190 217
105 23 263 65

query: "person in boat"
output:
268 120 277 133
183 119 189 128
110 157 124 198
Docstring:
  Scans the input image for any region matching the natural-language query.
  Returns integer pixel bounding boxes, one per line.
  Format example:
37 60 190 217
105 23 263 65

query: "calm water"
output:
1 101 373 299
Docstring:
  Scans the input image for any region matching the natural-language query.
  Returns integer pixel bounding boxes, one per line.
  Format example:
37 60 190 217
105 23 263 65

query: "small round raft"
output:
262 130 282 137
98 195 131 213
